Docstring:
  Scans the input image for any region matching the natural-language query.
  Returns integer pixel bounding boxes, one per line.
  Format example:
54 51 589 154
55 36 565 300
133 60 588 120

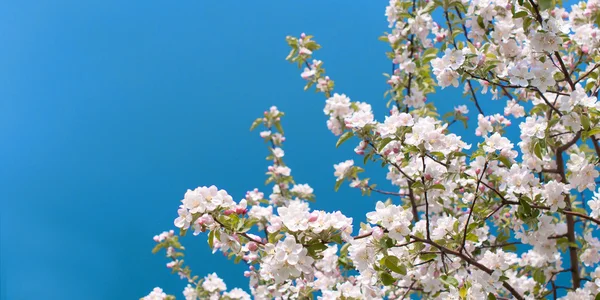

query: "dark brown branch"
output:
484 204 505 221
574 64 600 84
477 241 522 249
400 281 417 300
461 162 488 251
444 9 484 115
364 185 404 196
409 235 525 300
421 155 431 240
591 135 600 159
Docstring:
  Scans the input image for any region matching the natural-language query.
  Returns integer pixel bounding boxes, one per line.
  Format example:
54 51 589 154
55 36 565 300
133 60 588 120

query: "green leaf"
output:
514 11 528 18
488 293 497 300
466 233 479 242
208 230 215 249
534 141 543 159
385 256 407 275
307 243 328 256
151 243 163 254
587 127 600 138
274 121 284 134
497 155 512 168
430 184 446 191
380 272 396 286
581 114 591 130
502 243 518 252
250 118 263 131
441 275 459 287
420 253 437 261
334 179 344 192
234 255 242 264
523 17 532 31
423 47 439 58
539 0 555 10
477 16 485 29
336 131 354 148
520 197 532 215
340 243 350 257
533 269 546 284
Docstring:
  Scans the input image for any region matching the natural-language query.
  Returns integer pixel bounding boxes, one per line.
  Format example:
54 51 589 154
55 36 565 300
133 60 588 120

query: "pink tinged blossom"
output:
454 105 469 114
174 205 192 229
142 287 168 300
202 273 227 293
542 180 570 211
300 67 315 79
324 93 352 118
508 62 533 87
333 159 354 180
483 133 513 153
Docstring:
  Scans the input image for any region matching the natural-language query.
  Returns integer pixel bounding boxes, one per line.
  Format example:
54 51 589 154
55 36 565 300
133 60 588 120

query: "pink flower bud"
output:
236 207 247 215
300 33 306 38
244 271 252 277
308 211 319 222
224 209 234 216
166 261 176 268
424 174 433 181
153 236 160 242
582 46 589 54
475 168 481 175
199 215 214 225
247 242 258 252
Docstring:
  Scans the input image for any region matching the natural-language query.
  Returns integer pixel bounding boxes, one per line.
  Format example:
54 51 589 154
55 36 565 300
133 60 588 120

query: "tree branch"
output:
409 235 525 300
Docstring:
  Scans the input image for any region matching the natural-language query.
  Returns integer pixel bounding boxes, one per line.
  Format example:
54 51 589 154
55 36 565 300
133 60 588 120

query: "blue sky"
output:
1 1 518 299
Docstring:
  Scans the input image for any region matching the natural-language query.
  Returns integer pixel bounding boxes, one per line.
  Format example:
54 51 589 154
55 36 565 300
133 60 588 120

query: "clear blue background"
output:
1 1 511 299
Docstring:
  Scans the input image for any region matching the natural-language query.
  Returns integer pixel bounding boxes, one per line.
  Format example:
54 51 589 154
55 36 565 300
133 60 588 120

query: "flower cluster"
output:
144 0 600 299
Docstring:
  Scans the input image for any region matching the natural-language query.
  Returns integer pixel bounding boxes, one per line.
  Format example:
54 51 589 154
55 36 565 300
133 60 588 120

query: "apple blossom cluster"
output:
144 0 600 299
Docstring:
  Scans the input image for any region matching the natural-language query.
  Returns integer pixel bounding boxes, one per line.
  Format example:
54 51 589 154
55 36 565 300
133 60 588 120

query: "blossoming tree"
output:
142 0 600 299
